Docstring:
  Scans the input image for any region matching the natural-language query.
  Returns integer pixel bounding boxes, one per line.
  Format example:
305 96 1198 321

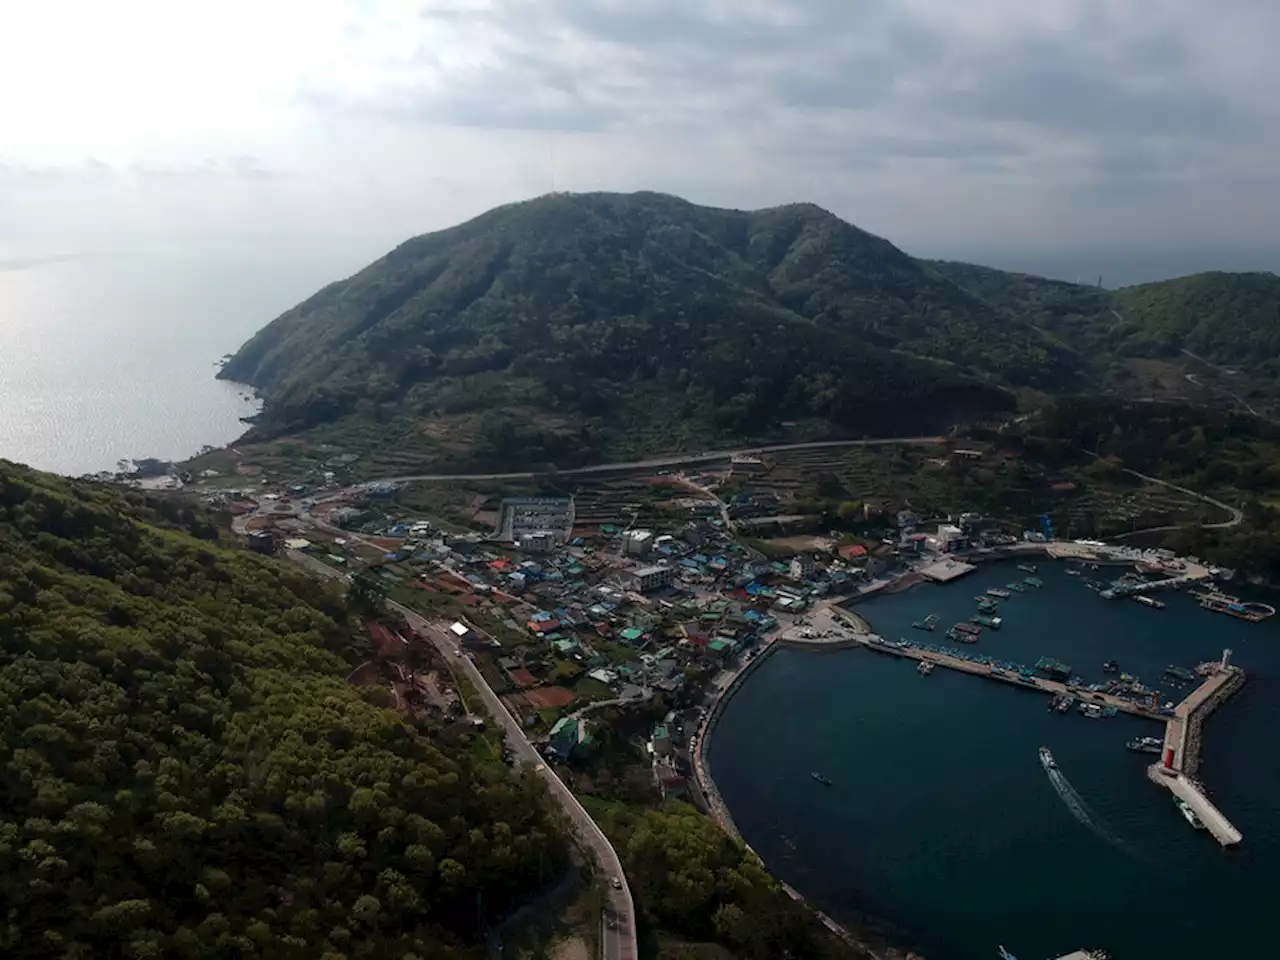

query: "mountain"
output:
931 261 1280 369
222 192 1085 468
0 460 567 957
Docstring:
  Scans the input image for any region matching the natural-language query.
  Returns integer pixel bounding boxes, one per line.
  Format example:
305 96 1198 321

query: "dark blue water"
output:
710 561 1280 959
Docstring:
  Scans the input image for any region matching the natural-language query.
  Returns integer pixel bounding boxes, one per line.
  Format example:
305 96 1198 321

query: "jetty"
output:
1146 650 1246 847
853 634 1246 846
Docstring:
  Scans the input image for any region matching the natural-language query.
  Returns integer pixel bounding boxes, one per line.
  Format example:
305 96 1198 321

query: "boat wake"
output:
1044 765 1143 860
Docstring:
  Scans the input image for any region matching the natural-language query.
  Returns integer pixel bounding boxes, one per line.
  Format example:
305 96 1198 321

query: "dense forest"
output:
0 460 568 958
220 192 1082 462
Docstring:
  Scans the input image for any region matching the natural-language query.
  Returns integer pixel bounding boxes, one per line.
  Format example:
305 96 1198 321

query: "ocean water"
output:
0 249 351 476
709 562 1280 960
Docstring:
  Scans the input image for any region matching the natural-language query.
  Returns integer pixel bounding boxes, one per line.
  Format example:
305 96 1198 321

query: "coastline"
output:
692 625 919 960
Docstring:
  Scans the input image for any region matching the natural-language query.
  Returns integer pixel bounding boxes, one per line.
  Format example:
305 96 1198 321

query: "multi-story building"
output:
628 564 675 592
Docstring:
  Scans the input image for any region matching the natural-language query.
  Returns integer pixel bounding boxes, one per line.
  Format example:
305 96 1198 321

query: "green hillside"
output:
223 192 1090 466
0 461 567 957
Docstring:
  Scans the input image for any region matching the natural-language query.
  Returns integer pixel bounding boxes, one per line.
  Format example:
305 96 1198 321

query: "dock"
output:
850 634 1165 719
853 635 1246 846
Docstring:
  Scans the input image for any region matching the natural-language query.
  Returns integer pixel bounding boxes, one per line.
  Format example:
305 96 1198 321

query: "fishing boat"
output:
971 614 1002 629
946 626 978 644
1056 695 1074 713
955 622 982 636
976 597 999 611
917 660 935 676
1022 576 1044 588
1038 746 1057 771
1134 595 1165 609
1175 797 1206 830
1016 563 1037 574
1164 664 1196 683
998 947 1018 960
1079 702 1104 719
1005 582 1025 592
1102 660 1119 673
1199 592 1276 622
1127 736 1163 754
811 772 832 786
912 613 940 631
986 587 1012 599
1065 568 1082 577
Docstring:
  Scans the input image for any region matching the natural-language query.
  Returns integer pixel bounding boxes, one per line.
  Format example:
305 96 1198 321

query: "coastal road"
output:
274 546 638 960
311 436 945 502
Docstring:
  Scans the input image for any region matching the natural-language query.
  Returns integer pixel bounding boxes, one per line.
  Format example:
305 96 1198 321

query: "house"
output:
838 543 868 562
655 758 687 798
651 723 672 757
624 530 654 556
619 627 645 644
789 555 816 579
627 565 675 592
587 667 618 687
548 717 580 759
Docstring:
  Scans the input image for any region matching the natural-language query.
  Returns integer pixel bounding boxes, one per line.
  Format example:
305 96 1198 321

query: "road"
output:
277 546 637 960
1105 465 1244 539
312 436 944 501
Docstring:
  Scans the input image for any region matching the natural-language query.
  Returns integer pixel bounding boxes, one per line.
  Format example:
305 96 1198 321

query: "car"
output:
610 876 623 890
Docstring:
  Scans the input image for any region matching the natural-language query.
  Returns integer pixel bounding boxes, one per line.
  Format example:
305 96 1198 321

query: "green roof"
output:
550 717 576 737
620 627 644 641
708 640 728 652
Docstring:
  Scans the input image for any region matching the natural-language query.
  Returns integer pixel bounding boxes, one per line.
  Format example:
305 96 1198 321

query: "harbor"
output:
709 556 1278 959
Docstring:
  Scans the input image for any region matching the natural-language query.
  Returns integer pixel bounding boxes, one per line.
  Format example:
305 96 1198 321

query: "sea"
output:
0 248 357 476
709 560 1280 960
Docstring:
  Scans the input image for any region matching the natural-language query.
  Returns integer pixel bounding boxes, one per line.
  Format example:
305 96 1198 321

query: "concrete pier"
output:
1146 766 1243 846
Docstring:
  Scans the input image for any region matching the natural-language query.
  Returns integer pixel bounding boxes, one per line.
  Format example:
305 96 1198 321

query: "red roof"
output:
839 544 868 559
489 558 512 570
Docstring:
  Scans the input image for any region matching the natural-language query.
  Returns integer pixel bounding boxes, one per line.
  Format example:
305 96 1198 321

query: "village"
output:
208 447 1082 809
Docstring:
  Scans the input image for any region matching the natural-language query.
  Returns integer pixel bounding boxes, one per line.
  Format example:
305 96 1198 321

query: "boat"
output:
1079 702 1103 719
1022 576 1044 588
1175 797 1206 830
976 599 999 613
1134 595 1165 609
1038 746 1057 771
986 587 1012 599
1164 664 1196 683
917 660 935 676
1199 593 1276 622
1056 695 1074 713
1005 582 1025 592
911 613 940 631
955 622 982 635
1102 660 1119 673
998 947 1018 960
1065 568 1082 577
1016 563 1037 574
811 772 832 786
1127 736 1163 754
946 626 978 644
971 614 1002 629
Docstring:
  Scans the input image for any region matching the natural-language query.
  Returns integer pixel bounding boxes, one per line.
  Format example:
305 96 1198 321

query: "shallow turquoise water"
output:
709 561 1280 959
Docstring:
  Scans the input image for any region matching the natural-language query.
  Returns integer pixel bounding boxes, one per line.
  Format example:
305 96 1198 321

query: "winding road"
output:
273 545 637 960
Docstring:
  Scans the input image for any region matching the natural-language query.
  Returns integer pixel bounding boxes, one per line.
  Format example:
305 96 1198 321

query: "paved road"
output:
1105 465 1244 539
312 436 944 502
276 547 637 960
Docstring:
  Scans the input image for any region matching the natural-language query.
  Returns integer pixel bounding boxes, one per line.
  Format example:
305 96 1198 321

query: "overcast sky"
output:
3 0 1278 283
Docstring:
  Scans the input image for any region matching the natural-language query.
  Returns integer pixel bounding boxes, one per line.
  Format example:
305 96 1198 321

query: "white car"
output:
610 876 622 890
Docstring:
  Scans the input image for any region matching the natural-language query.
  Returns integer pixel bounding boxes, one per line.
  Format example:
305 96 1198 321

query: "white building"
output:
628 565 675 592
624 529 654 556
789 555 816 579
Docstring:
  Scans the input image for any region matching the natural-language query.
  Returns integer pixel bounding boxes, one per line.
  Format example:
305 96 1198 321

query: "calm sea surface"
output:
0 250 351 476
709 561 1280 960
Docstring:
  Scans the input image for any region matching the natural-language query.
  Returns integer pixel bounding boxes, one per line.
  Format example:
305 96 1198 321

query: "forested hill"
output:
222 192 1084 461
930 260 1280 373
0 460 567 958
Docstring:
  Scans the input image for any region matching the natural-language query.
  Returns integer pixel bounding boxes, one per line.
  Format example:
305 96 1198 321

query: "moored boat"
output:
1127 736 1163 754
1175 797 1206 830
987 587 1012 599
917 660 935 676
955 622 982 635
1134 595 1165 609
1102 660 1119 673
1022 576 1044 587
971 614 1002 629
1005 582 1025 592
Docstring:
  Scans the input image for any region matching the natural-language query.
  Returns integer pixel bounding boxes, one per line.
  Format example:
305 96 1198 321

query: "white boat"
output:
1134 595 1165 609
1175 798 1206 830
1038 746 1056 771
917 660 935 676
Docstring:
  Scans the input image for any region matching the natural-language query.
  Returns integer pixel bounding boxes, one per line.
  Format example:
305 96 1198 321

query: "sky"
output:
2 0 1279 285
